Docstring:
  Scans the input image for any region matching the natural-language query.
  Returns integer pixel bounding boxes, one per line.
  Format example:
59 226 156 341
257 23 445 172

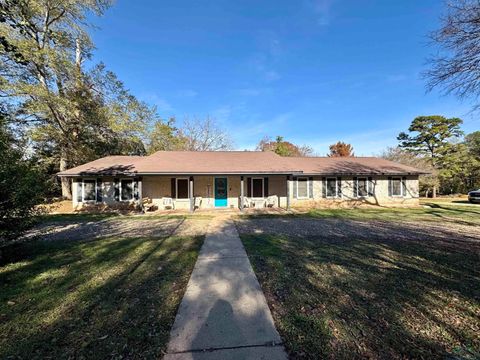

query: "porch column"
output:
240 176 244 211
286 175 291 210
138 177 143 208
189 176 194 213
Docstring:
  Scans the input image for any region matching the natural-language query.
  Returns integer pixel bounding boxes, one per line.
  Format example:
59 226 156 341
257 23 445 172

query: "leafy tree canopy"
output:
328 141 354 157
397 115 463 164
256 136 313 157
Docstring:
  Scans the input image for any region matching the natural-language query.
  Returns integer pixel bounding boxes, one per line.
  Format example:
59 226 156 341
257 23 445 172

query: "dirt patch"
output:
24 216 210 243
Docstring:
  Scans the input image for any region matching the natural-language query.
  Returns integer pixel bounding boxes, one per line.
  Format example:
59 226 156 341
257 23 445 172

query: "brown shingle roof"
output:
284 157 427 175
57 156 144 176
58 151 427 176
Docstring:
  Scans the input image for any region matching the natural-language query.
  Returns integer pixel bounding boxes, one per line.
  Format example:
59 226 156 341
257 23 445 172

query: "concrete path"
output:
164 216 288 360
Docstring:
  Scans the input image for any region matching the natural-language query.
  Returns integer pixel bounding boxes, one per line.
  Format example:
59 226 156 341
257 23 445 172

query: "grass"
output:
239 213 480 359
243 202 480 226
0 232 204 358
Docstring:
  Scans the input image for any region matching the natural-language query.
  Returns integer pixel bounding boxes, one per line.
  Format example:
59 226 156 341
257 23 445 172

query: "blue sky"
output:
90 0 478 155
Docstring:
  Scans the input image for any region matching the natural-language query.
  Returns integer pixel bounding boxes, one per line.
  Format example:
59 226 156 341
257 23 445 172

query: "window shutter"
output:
353 177 358 198
402 176 407 197
134 178 139 200
308 177 314 198
76 179 83 203
388 177 392 197
247 177 252 197
96 178 102 203
293 177 297 199
264 177 269 197
337 177 342 198
368 177 374 197
322 177 327 198
114 178 120 201
171 178 176 198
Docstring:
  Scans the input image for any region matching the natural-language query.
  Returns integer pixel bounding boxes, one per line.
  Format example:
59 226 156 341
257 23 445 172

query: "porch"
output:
141 175 290 212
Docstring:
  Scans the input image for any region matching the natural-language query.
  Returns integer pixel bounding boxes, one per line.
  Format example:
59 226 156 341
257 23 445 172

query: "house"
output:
57 151 426 211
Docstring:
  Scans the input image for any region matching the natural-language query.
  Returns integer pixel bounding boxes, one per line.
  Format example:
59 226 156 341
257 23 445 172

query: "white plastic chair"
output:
266 195 278 208
163 197 174 210
194 196 202 209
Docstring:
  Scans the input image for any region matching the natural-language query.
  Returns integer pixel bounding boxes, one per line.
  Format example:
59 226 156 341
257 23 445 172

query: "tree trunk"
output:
432 185 437 198
425 189 429 198
60 154 72 199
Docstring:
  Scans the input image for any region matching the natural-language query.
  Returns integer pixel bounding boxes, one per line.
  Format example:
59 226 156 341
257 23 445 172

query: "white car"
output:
468 189 480 203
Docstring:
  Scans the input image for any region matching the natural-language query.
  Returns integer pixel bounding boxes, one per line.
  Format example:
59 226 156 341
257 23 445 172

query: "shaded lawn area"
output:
37 212 214 223
239 214 480 359
0 233 204 359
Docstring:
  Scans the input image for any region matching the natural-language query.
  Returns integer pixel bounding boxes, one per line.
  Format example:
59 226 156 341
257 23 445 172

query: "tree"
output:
397 115 463 197
328 141 354 157
0 0 155 199
397 116 463 161
147 118 187 154
465 131 480 158
256 136 313 156
179 117 233 151
0 108 45 247
425 0 480 104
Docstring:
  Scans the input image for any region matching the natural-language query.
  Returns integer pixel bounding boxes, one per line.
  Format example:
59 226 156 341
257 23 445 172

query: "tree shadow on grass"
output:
0 233 204 359
239 218 480 359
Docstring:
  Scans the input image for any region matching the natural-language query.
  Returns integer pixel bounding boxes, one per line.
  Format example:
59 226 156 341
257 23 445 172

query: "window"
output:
176 178 189 199
357 178 368 197
251 178 264 198
297 177 309 198
121 179 134 201
326 178 337 198
391 178 402 196
83 180 96 202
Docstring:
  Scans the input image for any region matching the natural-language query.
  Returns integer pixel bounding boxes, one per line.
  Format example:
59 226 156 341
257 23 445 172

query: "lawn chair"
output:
162 197 174 210
266 195 278 208
241 196 251 208
194 196 202 210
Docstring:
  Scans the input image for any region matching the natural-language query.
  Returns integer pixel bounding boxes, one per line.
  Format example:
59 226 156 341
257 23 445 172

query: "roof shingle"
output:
57 151 427 176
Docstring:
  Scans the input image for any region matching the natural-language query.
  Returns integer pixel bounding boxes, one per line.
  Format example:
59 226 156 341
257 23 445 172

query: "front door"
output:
214 177 228 207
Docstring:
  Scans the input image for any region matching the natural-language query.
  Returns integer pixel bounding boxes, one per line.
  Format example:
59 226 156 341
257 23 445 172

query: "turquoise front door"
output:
214 177 228 207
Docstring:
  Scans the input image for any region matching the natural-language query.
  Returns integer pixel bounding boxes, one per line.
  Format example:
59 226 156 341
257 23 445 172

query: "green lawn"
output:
239 208 480 359
245 202 480 226
306 203 480 226
0 233 203 358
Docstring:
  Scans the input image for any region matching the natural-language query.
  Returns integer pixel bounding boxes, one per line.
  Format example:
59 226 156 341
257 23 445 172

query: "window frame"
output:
251 177 265 199
356 177 369 198
120 178 134 202
391 177 403 197
82 178 97 203
326 177 338 198
176 177 190 200
296 177 309 199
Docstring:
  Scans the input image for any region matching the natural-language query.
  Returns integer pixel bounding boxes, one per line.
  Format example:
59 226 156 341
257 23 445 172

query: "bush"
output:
0 118 45 246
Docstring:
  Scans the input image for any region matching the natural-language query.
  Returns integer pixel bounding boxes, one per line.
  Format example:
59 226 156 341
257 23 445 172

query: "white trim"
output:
391 177 403 197
296 177 309 199
175 177 190 200
82 178 97 202
356 177 368 198
214 176 228 207
326 177 338 198
120 178 134 201
251 177 265 199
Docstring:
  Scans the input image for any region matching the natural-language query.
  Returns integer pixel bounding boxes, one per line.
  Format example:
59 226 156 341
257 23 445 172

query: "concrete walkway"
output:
164 216 288 360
